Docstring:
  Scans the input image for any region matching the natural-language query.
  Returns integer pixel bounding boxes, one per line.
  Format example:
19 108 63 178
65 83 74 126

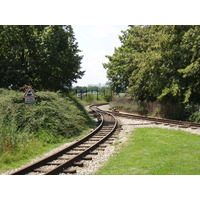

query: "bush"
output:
189 112 200 123
0 89 96 173
103 94 112 102
0 125 33 154
0 90 93 136
110 95 184 119
84 94 95 103
0 89 94 153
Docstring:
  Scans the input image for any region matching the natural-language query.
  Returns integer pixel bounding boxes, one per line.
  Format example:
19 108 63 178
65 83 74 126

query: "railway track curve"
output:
10 103 199 175
97 104 200 129
10 105 118 175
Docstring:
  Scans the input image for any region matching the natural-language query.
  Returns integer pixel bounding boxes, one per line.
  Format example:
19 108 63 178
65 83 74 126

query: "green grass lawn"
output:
95 127 200 175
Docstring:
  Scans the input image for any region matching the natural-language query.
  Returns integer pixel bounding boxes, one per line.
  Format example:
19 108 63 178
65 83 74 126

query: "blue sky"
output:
72 25 128 86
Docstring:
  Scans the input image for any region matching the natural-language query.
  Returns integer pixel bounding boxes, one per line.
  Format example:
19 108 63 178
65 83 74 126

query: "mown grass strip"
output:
95 128 200 175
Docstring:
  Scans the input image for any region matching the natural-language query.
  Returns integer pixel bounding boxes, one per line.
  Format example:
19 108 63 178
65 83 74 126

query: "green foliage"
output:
0 89 93 137
0 25 84 91
95 128 200 175
84 94 95 103
104 25 200 104
73 85 113 103
0 133 65 173
0 88 95 173
103 93 112 102
111 95 184 119
0 125 30 154
189 112 200 123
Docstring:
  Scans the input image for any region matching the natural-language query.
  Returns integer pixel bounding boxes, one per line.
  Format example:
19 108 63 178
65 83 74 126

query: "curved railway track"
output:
10 103 200 175
98 104 200 129
10 105 118 175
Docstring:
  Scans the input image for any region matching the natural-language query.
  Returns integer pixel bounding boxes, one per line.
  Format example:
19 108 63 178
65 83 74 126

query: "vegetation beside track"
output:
110 95 200 123
104 25 200 123
95 127 200 175
0 88 95 173
72 85 113 105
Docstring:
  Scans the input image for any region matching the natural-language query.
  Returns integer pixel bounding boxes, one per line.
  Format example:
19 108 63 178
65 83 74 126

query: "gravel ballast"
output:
3 104 200 175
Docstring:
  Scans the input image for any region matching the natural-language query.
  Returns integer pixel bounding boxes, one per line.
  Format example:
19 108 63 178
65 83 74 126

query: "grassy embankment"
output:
95 127 200 175
0 89 95 173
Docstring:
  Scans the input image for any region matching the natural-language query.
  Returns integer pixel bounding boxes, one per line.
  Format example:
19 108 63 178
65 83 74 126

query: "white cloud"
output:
89 25 121 38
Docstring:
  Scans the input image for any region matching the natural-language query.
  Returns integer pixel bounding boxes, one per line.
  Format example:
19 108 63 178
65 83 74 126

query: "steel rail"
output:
11 105 118 175
11 109 104 175
96 103 200 128
45 110 117 174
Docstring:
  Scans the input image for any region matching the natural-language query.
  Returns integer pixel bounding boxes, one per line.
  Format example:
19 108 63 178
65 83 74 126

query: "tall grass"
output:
0 88 95 173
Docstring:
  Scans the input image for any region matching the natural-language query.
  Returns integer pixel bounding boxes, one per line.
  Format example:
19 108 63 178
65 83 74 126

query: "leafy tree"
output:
104 25 200 104
0 25 42 89
178 26 200 103
0 25 84 91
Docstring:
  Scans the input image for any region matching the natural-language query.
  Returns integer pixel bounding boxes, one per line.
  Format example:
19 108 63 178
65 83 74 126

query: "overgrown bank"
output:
0 89 95 173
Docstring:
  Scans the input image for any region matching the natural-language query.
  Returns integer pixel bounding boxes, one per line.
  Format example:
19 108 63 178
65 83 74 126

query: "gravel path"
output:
3 104 200 175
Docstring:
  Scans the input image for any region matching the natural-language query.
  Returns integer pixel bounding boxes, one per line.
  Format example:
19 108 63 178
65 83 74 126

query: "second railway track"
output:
102 108 200 129
10 105 118 175
9 103 200 175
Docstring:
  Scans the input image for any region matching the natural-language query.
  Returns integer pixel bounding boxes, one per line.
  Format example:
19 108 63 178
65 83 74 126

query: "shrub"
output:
189 112 200 123
0 89 94 153
103 94 112 102
84 94 95 103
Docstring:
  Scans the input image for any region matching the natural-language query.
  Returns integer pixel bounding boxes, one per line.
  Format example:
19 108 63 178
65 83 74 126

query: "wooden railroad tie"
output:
63 169 77 174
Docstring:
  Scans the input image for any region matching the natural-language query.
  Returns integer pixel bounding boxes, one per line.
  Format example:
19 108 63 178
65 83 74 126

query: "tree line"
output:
0 25 84 91
73 85 113 101
104 25 200 104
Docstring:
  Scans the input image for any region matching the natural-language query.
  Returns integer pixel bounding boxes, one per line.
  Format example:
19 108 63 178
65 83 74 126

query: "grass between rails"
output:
95 128 200 175
0 89 95 174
